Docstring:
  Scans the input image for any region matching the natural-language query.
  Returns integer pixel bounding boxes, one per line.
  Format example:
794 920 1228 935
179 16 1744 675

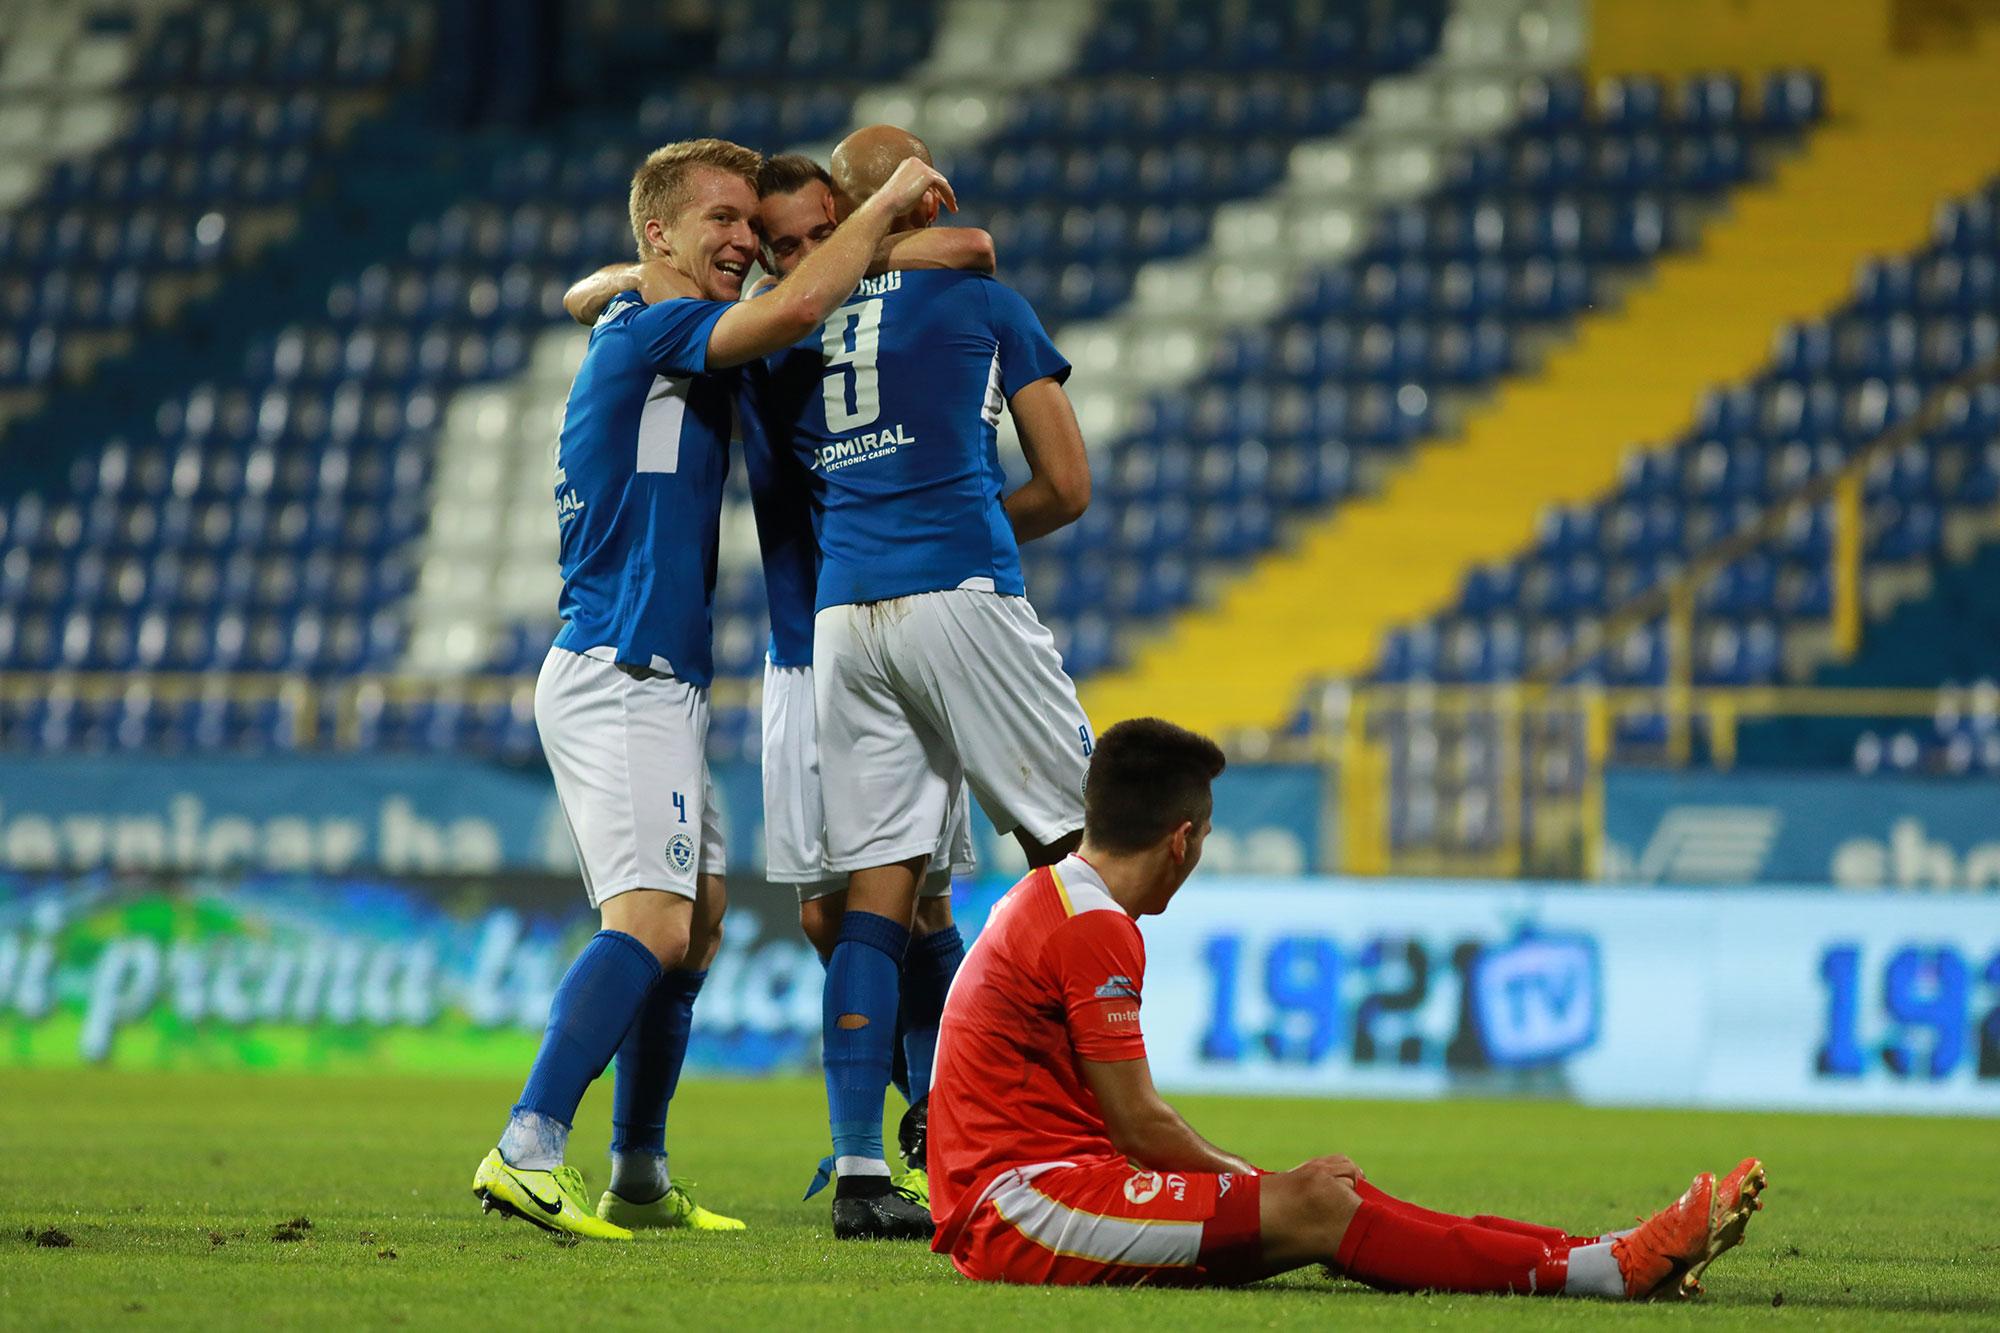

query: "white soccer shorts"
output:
814 589 1092 874
535 646 726 906
761 658 971 900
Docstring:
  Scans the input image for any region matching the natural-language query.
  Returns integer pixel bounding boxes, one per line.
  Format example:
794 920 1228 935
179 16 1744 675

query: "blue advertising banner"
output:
0 756 1326 878
1604 768 2000 889
1138 879 2000 1116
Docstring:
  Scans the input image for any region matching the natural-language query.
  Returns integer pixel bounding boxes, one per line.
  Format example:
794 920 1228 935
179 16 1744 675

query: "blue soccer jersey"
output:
756 269 1070 610
550 293 738 685
737 359 818 667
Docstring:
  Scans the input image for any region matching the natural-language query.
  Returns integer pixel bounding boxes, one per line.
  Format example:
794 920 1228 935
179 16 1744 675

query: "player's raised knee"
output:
1296 1157 1364 1221
1258 1157 1364 1266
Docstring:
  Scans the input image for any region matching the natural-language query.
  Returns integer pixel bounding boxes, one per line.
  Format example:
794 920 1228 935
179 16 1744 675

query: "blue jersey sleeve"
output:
982 280 1071 396
624 296 734 377
739 368 819 667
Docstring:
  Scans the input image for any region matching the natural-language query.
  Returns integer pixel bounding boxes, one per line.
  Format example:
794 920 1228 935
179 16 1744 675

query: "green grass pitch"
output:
2 1069 1996 1330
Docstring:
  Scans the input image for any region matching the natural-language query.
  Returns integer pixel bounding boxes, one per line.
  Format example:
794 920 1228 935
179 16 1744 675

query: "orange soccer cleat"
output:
1610 1159 1766 1301
1681 1157 1768 1297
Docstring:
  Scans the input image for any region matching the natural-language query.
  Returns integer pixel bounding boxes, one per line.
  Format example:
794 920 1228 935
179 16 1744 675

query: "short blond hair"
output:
628 138 764 257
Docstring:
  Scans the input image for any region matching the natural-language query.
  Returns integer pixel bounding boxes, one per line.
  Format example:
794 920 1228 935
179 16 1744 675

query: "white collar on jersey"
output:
1050 853 1123 917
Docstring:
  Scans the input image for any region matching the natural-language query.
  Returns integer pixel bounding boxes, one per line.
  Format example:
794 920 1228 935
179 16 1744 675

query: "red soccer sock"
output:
1356 1180 1597 1249
1335 1192 1571 1296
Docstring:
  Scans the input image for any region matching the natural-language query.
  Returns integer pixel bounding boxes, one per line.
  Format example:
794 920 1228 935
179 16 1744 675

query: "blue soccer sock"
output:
499 930 661 1170
608 966 707 1201
822 910 908 1177
824 945 913 1105
899 925 965 1105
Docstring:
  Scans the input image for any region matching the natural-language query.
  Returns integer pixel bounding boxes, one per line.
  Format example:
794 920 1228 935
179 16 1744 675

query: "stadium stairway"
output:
1080 16 2000 739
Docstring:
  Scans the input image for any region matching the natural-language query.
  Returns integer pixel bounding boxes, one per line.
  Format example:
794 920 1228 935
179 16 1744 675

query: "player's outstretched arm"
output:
1004 376 1092 543
563 259 701 325
705 157 958 369
1081 1055 1259 1176
872 226 996 276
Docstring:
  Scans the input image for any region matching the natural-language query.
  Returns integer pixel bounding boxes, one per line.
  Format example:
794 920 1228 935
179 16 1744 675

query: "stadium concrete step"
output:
1080 44 2000 738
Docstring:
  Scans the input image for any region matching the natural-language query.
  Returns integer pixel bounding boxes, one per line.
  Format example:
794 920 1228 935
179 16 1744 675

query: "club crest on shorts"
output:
1124 1171 1163 1205
666 832 696 874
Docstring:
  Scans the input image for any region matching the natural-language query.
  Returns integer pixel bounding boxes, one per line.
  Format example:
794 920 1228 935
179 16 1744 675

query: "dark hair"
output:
757 152 832 198
1083 717 1227 853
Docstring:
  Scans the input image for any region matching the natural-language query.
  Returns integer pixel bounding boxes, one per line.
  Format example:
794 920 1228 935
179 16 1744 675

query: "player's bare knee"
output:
845 855 928 923
600 890 693 969
913 895 954 935
1294 1163 1361 1234
1319 1173 1361 1228
799 907 838 961
686 915 723 970
686 875 727 969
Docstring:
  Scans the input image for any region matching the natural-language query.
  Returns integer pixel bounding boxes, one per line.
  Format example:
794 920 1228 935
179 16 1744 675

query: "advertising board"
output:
6 867 1995 1116
1605 768 2000 890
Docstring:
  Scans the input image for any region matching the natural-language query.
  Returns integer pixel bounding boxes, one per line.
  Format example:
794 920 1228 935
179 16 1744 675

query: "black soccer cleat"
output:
832 1177 935 1242
897 1094 928 1172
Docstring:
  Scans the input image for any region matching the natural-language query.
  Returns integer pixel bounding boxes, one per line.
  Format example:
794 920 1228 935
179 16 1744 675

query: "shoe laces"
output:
550 1165 590 1207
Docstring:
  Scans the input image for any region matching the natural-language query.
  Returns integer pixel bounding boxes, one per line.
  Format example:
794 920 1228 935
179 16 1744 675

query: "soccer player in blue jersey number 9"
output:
756 126 1098 1241
561 151 1005 1232
470 138 959 1241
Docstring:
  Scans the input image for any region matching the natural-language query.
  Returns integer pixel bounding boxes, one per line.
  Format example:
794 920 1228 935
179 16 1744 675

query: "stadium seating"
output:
0 0 924 757
1853 678 2000 776
1351 168 1999 853
0 2 423 401
1380 173 2000 703
0 0 1861 767
1029 66 1824 680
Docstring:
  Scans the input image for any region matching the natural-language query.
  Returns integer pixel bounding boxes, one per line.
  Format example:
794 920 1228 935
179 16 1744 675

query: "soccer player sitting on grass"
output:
927 716 1767 1297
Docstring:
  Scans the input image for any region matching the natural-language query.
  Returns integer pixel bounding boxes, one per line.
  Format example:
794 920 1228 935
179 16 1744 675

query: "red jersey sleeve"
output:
1046 912 1148 1062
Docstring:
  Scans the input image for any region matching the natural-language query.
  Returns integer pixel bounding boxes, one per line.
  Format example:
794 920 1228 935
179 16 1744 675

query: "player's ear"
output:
644 217 672 260
1168 820 1192 863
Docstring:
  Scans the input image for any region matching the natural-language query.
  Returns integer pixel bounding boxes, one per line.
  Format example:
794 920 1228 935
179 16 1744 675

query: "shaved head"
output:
830 124 934 218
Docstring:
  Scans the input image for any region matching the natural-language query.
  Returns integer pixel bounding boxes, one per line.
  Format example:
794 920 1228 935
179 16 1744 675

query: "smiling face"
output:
647 166 760 301
756 178 839 276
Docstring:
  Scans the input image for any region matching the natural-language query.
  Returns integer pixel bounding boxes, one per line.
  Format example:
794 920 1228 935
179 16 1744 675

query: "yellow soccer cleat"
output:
896 1167 929 1212
472 1149 633 1240
597 1181 746 1232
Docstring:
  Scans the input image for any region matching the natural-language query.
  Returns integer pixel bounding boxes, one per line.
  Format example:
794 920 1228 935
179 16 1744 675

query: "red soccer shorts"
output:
949 1161 1263 1287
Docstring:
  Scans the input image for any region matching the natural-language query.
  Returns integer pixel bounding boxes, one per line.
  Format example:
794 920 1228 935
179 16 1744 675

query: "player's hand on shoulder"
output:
874 157 957 217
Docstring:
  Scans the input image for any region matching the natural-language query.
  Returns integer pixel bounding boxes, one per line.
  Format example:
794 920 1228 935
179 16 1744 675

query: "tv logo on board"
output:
1469 933 1600 1067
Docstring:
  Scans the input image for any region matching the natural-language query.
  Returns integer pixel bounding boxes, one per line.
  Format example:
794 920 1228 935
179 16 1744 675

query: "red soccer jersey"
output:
929 854 1149 1253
